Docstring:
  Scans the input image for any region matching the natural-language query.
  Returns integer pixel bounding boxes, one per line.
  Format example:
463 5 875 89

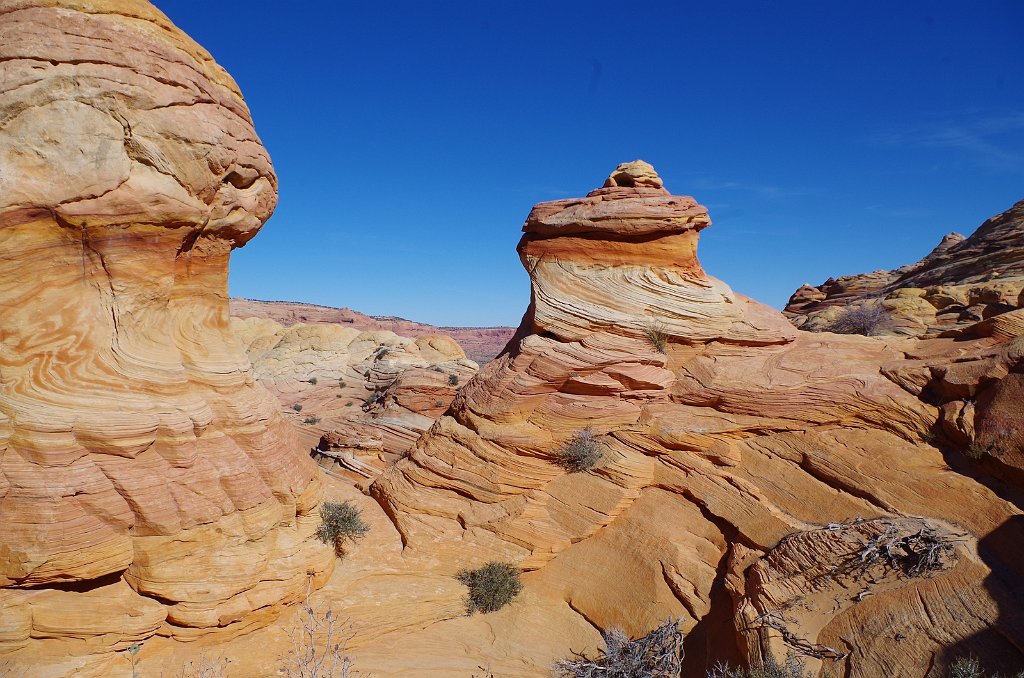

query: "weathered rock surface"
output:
368 165 1024 675
231 298 516 364
785 200 1024 337
0 0 331 669
231 317 478 479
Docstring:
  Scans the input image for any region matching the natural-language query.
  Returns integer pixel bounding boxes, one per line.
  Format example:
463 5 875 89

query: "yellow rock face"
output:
0 0 331 660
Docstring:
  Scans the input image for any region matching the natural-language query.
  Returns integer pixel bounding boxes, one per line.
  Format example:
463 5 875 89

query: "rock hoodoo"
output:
0 0 330 670
372 164 1024 674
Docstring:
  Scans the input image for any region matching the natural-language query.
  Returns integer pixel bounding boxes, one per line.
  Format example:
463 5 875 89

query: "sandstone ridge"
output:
231 298 515 364
785 199 1024 337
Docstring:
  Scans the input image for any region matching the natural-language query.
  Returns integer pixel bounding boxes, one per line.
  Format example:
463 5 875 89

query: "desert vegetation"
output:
553 428 602 472
280 577 359 678
315 502 369 556
456 562 523 614
856 522 955 578
553 618 684 677
824 304 892 336
448 373 459 386
642 319 669 353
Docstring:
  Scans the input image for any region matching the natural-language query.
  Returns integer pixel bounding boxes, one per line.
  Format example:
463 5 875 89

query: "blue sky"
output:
154 1 1024 327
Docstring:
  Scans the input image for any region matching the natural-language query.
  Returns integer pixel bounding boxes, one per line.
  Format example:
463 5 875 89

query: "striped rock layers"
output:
372 163 1024 675
0 0 331 668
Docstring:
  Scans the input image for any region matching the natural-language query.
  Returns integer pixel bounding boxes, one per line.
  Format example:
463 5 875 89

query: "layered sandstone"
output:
785 200 1024 336
230 298 516 364
368 163 1024 674
231 317 478 478
0 0 330 670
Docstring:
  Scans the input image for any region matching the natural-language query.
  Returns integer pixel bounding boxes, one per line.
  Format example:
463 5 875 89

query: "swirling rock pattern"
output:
0 0 331 666
372 165 1024 674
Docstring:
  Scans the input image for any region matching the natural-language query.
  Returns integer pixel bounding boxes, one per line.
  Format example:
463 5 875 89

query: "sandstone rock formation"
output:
369 165 1024 675
0 0 330 671
785 200 1024 337
231 298 516 364
231 317 478 478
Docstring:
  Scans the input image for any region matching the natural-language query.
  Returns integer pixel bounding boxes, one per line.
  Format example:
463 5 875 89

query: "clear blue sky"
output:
154 1 1024 327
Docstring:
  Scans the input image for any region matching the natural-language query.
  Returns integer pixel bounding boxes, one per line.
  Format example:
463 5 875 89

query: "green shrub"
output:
642 320 668 353
553 428 602 473
292 403 303 412
316 502 369 556
554 618 684 677
456 562 522 614
448 373 459 386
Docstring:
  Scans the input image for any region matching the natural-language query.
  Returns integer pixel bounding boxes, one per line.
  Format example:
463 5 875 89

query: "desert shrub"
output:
434 399 444 407
430 365 445 373
642 320 669 353
448 373 459 386
280 576 359 678
308 376 318 385
553 428 602 473
177 655 230 678
554 618 684 678
316 502 369 556
345 401 353 407
857 522 954 577
303 415 321 425
946 655 1024 678
338 378 346 388
825 304 891 336
292 403 303 412
964 441 987 460
706 655 817 678
456 562 522 614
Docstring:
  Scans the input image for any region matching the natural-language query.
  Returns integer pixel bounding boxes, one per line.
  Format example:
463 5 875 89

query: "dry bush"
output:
315 502 369 556
642 320 669 353
707 655 817 678
456 562 523 614
553 618 684 678
947 656 1024 678
304 415 322 425
825 304 891 336
280 577 359 678
553 428 602 473
177 655 229 678
857 523 954 577
448 373 459 386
